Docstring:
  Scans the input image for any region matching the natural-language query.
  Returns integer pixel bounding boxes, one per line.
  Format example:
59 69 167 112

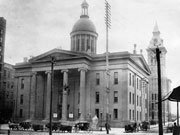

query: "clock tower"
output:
147 23 171 123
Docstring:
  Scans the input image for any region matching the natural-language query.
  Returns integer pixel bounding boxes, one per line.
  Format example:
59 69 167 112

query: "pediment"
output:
131 55 151 74
29 48 82 63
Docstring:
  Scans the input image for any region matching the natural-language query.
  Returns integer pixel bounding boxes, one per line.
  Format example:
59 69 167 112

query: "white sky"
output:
0 0 180 114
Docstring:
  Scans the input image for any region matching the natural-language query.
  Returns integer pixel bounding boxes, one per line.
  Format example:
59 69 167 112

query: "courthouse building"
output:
14 0 151 127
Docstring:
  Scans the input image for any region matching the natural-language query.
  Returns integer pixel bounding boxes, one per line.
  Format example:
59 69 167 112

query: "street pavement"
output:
0 124 173 135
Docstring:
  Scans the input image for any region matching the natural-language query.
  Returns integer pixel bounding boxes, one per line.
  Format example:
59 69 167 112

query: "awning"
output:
168 86 180 102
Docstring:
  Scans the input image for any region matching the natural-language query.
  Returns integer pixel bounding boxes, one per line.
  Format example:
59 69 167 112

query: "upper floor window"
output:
4 70 6 77
87 38 90 51
132 75 135 87
95 92 100 103
114 72 118 84
137 95 139 106
137 78 139 89
20 94 23 104
114 91 118 103
129 73 131 86
133 93 135 104
113 109 118 119
21 79 24 89
96 73 100 85
129 92 131 104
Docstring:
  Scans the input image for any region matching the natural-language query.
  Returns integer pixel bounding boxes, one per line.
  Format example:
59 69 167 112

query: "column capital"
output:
78 67 88 72
61 69 69 73
31 72 37 76
45 71 51 74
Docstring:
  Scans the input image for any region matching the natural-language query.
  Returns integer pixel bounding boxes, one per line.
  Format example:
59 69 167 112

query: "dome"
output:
72 16 97 33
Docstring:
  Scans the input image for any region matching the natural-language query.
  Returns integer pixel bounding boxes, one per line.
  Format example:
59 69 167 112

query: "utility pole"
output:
105 0 111 125
156 47 163 135
49 56 55 135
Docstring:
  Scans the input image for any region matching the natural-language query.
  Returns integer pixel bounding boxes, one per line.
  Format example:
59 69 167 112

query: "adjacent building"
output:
3 63 15 121
147 23 171 123
0 17 6 122
13 1 150 127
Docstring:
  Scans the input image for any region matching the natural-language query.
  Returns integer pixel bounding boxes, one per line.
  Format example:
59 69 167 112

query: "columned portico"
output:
78 67 87 121
61 69 68 121
30 72 37 120
45 71 51 120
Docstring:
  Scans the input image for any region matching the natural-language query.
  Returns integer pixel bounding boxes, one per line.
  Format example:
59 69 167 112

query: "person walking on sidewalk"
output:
105 122 111 134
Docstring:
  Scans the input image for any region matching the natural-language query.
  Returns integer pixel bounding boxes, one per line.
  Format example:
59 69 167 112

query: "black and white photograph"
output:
0 0 180 134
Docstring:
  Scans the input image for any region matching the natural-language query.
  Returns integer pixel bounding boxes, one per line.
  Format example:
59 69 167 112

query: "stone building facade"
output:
13 0 151 127
0 17 6 122
147 23 171 123
3 63 15 121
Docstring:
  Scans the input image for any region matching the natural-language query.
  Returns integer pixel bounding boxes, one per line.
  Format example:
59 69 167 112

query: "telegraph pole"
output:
49 56 55 135
105 0 111 124
156 47 163 135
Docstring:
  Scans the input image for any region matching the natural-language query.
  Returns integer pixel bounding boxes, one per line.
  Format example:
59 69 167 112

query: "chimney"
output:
133 44 137 54
23 57 28 62
140 49 143 54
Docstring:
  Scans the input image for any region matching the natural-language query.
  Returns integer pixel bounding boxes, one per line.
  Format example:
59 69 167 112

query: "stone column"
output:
78 67 87 121
45 71 51 120
61 69 68 121
29 72 37 120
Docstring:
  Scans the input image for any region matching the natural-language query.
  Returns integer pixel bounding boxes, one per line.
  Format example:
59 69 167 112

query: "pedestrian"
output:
105 122 110 134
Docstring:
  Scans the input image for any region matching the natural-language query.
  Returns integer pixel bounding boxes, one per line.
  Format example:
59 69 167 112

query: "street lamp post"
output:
100 112 103 131
49 56 55 135
155 47 163 135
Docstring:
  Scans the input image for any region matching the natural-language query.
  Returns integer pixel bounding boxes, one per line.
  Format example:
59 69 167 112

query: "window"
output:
137 111 138 120
20 94 23 104
129 109 131 120
114 91 118 103
20 109 23 118
21 79 24 89
133 110 135 120
133 93 134 104
140 112 142 121
137 95 138 106
95 92 99 103
152 103 154 109
140 96 142 106
139 79 141 91
77 39 80 51
152 94 154 100
137 78 139 89
7 82 9 88
96 73 100 85
132 75 135 87
129 73 131 86
87 38 90 51
95 109 99 118
4 70 6 77
113 109 118 119
152 112 154 119
81 37 85 51
114 72 118 84
129 92 131 104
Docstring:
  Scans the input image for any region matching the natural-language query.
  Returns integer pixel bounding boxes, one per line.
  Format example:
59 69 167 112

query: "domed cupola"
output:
70 0 98 54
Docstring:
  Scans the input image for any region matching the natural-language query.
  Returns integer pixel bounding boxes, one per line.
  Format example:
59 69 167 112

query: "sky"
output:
0 0 180 114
